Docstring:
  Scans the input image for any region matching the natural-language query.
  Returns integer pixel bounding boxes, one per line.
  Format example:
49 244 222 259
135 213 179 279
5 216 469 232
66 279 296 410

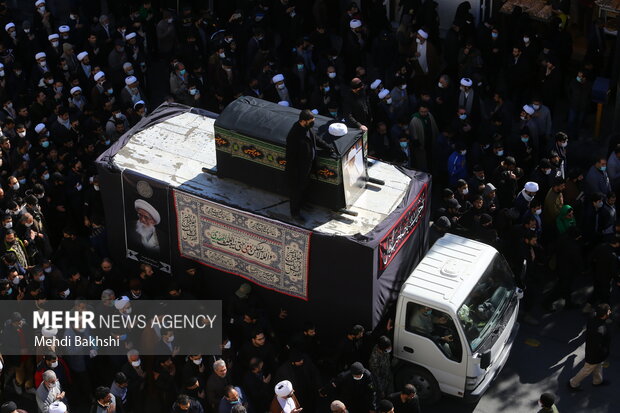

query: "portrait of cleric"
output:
127 198 168 255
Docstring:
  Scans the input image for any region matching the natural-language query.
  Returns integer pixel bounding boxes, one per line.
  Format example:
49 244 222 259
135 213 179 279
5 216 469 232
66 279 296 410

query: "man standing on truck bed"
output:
285 109 333 220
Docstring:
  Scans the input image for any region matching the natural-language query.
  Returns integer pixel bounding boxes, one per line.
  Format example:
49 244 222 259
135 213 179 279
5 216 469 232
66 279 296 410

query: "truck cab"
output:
393 233 520 404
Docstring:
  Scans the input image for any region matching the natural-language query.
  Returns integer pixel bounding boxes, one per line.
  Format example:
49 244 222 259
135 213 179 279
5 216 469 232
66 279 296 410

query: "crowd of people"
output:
0 0 615 412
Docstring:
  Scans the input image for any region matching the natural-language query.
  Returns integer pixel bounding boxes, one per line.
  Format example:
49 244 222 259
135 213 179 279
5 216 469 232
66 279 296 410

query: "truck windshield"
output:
456 253 516 351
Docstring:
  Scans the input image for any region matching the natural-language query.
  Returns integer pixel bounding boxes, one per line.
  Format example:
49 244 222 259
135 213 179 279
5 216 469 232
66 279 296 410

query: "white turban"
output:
328 123 348 137
277 101 290 107
114 296 130 310
4 23 15 31
70 86 82 95
378 89 389 100
58 25 70 33
77 51 88 61
522 104 535 116
126 32 136 40
35 0 45 6
125 76 138 86
524 181 539 192
349 19 362 29
417 29 428 39
94 71 105 82
272 74 284 83
35 52 46 60
370 79 382 90
48 33 59 41
34 123 46 133
41 327 58 337
460 78 472 87
135 199 160 224
275 380 293 397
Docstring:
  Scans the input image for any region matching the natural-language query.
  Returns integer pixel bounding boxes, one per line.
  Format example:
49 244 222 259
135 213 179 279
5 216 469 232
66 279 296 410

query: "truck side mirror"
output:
480 350 491 370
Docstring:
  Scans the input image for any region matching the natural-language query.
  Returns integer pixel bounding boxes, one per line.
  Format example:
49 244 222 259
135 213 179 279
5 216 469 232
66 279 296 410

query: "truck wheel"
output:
395 366 441 405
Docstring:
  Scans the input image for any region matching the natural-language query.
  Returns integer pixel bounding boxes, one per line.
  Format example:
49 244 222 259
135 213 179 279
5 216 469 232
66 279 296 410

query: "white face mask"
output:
94 185 100 191
50 360 59 368
437 81 444 88
51 41 59 47
523 37 530 43
462 188 469 195
38 275 45 282
328 72 336 79
219 52 226 59
560 141 568 148
4 222 12 229
12 276 20 285
353 374 363 380
44 266 52 273
18 131 26 138
167 335 175 342
386 98 392 105
63 288 70 297
131 359 141 367
223 340 232 349
192 358 202 365
277 83 285 90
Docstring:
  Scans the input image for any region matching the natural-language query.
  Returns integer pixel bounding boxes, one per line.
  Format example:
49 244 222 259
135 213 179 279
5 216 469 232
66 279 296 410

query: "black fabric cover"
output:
214 97 362 156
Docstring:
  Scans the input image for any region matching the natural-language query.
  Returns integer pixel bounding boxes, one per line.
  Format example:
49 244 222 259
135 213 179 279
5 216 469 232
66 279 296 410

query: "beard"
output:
135 221 158 248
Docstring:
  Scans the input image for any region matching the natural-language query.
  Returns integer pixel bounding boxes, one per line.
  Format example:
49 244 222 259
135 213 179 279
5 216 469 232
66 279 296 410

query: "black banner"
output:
122 170 171 273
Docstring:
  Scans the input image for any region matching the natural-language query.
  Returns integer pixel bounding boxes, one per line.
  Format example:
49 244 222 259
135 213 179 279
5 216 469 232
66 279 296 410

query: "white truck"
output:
392 233 521 403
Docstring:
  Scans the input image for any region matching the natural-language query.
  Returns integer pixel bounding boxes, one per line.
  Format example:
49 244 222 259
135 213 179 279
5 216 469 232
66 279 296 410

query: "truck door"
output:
396 300 467 397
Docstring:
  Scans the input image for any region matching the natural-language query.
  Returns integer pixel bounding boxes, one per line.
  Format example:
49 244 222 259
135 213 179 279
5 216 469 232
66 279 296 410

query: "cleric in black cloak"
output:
128 199 166 254
285 110 333 220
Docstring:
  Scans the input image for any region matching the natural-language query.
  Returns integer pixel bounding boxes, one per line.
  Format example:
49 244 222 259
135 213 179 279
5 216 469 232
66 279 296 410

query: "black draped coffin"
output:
96 103 431 337
214 97 368 210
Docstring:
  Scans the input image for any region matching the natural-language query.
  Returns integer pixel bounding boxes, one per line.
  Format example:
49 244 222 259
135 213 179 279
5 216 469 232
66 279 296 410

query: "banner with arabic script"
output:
173 190 311 300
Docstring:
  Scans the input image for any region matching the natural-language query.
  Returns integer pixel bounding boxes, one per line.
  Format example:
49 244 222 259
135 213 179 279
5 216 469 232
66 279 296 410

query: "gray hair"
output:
101 289 115 301
213 359 226 371
42 370 57 382
127 349 140 358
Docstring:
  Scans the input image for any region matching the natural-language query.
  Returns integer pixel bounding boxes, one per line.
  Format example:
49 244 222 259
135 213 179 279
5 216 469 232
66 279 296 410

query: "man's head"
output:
377 400 394 413
224 386 240 403
274 380 294 398
594 157 607 171
213 359 227 377
251 329 266 347
595 303 611 319
298 109 315 129
95 386 112 406
330 400 347 413
42 369 57 387
176 394 192 411
44 352 59 368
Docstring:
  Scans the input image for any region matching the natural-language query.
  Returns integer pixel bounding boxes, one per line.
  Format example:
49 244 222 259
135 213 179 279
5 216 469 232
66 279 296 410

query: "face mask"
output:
12 276 20 285
15 70 22 76
51 41 59 48
576 76 582 83
458 114 467 120
544 169 551 175
44 266 52 273
416 38 421 44
596 201 603 208
497 150 504 156
425 310 432 315
189 88 198 96
38 275 45 282
523 37 530 43
167 18 173 24
124 307 132 314
19 179 26 185
9 32 16 38
462 188 469 195
0 71 4 78
39 61 47 67
54 86 62 93
520 115 527 121
532 104 540 110
94 185 100 191
386 98 393 104
600 166 607 172
560 141 568 148
437 82 444 88
460 150 467 156
534 208 542 215
297 64 304 71
401 84 407 90
192 358 202 365
70 14 77 20
62 288 70 297
491 32 498 39
330 111 338 117
277 83 285 90
323 86 330 93
17 130 25 138
224 340 232 349
167 335 175 342
50 361 58 368
11 182 19 190
219 52 226 59
224 37 233 43
353 374 363 380
400 141 408 149
43 173 50 180
131 359 141 367
3 222 11 229
38 6 46 13
42 141 50 148
105 140 111 146
25 222 32 227
5 288 12 295
179 69 186 76
521 137 529 143
328 72 336 79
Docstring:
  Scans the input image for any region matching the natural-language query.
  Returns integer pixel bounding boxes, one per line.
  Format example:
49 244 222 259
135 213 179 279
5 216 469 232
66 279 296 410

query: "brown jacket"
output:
269 394 300 413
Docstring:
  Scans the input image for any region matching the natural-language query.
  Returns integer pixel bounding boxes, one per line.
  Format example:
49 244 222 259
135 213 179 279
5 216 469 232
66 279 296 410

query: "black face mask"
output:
306 120 314 129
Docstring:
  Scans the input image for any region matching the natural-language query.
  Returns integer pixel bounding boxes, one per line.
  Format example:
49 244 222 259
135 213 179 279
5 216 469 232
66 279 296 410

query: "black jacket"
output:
584 316 611 364
332 369 378 413
284 122 331 185
343 89 371 129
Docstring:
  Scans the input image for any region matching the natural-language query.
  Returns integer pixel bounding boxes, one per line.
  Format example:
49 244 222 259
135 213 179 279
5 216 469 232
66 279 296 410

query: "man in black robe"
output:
285 110 332 220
